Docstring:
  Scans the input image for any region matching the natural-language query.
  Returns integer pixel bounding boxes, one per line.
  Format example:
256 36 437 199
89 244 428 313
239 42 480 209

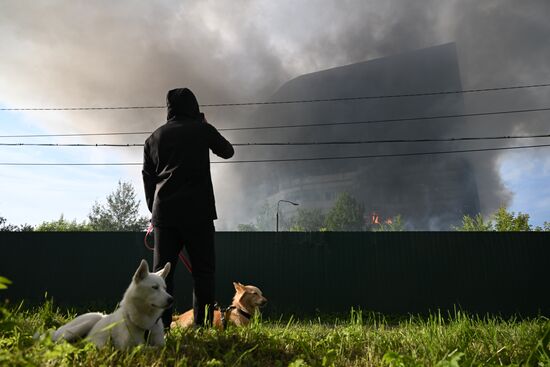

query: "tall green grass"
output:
0 301 548 366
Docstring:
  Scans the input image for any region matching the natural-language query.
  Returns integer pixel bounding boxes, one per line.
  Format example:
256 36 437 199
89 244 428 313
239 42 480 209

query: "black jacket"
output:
142 88 234 226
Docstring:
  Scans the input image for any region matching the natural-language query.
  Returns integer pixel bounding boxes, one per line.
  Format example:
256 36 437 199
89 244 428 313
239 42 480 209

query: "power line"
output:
202 82 550 107
2 82 550 111
0 131 151 138
219 107 550 131
234 134 550 145
1 106 550 138
0 143 144 147
1 133 549 148
1 143 548 165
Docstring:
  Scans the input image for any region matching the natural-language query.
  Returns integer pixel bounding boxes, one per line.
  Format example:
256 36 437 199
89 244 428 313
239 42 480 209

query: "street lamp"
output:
276 199 299 232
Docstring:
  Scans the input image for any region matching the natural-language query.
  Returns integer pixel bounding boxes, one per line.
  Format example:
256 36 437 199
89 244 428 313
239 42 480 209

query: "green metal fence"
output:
0 232 548 316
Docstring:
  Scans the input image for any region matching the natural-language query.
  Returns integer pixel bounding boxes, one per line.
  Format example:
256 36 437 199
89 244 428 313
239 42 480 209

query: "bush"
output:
453 207 548 231
325 192 365 231
35 215 92 232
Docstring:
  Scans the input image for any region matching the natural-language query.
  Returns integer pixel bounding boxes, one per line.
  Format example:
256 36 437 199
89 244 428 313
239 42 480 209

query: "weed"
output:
0 302 547 366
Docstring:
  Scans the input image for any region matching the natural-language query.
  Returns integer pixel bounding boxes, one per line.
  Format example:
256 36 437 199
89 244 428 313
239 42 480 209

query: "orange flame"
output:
371 212 380 225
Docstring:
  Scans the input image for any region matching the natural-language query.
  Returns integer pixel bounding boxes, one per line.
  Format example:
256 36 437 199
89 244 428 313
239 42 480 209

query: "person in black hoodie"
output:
142 88 234 328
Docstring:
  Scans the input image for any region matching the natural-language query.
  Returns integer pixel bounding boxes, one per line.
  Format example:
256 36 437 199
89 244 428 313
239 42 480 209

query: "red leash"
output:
144 224 193 273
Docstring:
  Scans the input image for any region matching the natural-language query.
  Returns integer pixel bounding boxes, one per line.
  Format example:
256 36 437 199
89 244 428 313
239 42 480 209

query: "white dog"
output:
52 260 173 349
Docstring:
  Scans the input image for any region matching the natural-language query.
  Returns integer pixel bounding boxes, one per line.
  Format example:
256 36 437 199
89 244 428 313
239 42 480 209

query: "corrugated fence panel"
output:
0 232 548 316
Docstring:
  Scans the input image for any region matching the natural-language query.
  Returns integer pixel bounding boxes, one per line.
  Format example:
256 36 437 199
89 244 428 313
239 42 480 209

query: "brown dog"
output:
171 282 267 329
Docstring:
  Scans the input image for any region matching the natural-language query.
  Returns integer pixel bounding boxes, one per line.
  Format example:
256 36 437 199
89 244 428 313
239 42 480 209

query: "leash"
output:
144 224 193 274
214 303 252 330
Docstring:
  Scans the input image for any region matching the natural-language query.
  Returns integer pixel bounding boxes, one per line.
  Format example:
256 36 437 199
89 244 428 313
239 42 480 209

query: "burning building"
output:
238 43 481 230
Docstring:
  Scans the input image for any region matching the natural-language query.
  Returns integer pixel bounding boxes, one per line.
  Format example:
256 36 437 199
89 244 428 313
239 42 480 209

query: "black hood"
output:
166 88 200 121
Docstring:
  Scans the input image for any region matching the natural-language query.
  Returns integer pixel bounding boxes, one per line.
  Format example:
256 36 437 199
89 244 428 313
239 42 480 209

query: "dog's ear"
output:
155 262 171 279
233 282 245 292
133 260 150 283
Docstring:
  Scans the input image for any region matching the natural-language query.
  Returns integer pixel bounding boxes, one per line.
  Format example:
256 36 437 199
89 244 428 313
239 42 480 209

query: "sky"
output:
0 0 549 229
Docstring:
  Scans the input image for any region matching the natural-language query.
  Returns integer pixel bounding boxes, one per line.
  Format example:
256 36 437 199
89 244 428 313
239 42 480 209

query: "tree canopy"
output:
453 207 549 231
0 216 33 232
88 181 149 231
35 214 91 232
324 192 365 231
289 208 326 232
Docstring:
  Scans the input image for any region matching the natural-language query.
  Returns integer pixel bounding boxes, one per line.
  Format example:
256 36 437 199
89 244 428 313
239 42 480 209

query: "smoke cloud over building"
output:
0 1 549 228
236 44 482 230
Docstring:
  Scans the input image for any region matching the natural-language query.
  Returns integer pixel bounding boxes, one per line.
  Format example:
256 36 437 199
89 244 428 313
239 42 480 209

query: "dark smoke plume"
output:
0 1 548 228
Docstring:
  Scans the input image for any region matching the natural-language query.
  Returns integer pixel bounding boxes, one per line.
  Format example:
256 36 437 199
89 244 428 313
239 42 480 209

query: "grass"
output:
0 301 548 366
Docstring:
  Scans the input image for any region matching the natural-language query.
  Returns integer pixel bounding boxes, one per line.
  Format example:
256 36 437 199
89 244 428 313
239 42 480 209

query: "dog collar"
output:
216 304 252 329
223 305 252 320
123 311 161 341
236 307 252 320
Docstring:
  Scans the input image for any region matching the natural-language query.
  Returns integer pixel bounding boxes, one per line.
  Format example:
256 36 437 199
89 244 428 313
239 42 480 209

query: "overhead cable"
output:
0 143 548 165
1 133 549 147
1 82 550 111
1 106 550 138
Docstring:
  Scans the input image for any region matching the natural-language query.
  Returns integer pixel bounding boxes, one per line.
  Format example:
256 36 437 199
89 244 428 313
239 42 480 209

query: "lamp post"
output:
276 199 299 232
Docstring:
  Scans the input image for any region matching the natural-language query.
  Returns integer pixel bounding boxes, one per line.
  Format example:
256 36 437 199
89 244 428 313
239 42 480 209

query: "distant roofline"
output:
271 42 458 99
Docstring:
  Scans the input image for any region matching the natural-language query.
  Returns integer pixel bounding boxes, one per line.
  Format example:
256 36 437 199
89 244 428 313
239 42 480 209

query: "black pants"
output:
153 222 215 328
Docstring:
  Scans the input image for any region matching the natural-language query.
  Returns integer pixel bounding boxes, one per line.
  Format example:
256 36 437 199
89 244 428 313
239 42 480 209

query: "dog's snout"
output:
166 295 174 305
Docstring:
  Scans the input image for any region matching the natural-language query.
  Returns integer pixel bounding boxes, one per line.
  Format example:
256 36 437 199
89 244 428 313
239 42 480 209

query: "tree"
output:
453 207 547 231
237 223 257 231
240 201 302 231
325 192 365 231
0 216 17 232
254 202 277 231
289 208 326 231
88 181 149 231
373 214 406 232
35 214 91 232
0 216 33 232
452 213 493 231
492 207 531 231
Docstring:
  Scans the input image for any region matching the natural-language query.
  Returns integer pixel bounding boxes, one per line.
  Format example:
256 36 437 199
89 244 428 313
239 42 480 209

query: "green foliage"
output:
373 215 406 232
0 216 17 232
525 324 550 366
435 350 465 367
0 303 548 366
289 208 326 232
237 223 257 231
253 202 277 231
0 276 12 341
453 213 493 231
325 192 365 231
0 216 33 232
0 276 11 291
88 181 149 231
492 207 532 231
288 359 310 367
249 195 412 232
453 206 546 232
382 346 466 367
35 214 92 232
17 224 34 232
382 351 423 367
